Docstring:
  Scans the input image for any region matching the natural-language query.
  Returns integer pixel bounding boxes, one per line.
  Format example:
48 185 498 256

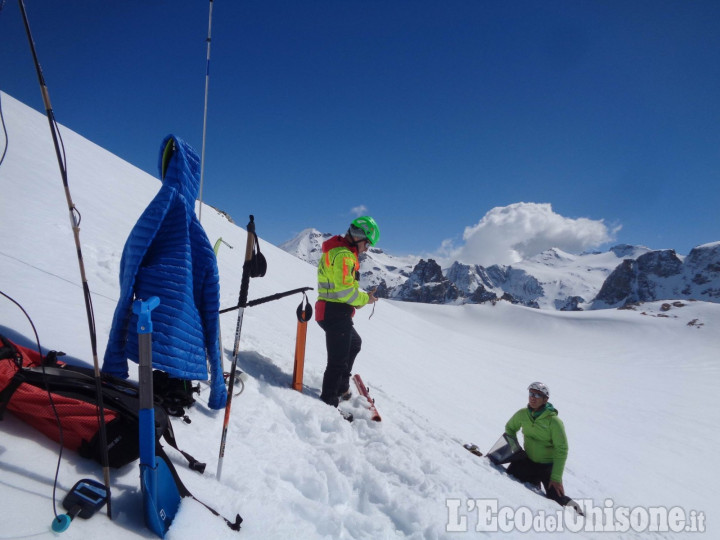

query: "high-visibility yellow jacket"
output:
317 235 369 309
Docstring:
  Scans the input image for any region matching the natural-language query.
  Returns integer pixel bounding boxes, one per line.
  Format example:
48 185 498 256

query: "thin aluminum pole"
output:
198 0 214 222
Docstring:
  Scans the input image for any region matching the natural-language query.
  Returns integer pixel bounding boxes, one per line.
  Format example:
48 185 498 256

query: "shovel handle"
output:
133 298 160 466
133 296 160 334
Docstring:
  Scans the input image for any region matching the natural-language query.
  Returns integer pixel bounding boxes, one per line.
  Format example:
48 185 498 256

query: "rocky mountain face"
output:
390 259 461 304
280 230 720 310
592 242 720 308
391 260 543 307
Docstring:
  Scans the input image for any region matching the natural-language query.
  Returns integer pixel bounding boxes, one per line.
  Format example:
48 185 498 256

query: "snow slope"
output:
1 90 718 539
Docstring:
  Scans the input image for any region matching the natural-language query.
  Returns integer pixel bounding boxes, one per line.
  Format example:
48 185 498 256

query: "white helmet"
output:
528 381 549 397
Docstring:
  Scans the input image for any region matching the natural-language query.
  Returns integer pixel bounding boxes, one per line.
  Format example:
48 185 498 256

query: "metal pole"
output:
198 0 214 222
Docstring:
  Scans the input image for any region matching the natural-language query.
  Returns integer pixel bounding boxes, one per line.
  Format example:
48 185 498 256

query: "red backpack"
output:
0 334 203 470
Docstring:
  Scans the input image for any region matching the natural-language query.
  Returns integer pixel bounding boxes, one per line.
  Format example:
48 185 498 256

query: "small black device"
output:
51 479 109 532
63 478 109 518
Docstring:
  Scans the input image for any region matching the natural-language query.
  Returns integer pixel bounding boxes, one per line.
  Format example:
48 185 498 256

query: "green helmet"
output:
350 216 380 246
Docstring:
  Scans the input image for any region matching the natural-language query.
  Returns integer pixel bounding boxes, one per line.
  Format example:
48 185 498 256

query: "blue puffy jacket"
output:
102 134 227 409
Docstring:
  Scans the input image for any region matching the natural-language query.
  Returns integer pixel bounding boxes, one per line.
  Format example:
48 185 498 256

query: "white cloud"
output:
443 202 618 266
350 205 368 216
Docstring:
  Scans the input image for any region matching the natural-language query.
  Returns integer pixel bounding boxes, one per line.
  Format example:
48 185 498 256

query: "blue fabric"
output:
102 134 227 410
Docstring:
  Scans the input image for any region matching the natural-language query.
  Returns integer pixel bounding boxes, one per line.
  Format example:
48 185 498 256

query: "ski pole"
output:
217 215 258 480
18 0 112 518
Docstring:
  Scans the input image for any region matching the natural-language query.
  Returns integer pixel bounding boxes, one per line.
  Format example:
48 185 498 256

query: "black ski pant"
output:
317 304 361 407
506 456 572 506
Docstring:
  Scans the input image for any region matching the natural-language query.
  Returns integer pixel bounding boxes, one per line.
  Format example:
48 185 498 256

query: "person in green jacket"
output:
504 381 574 506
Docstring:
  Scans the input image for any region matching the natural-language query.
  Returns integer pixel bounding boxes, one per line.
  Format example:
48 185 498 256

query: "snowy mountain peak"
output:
529 247 576 265
278 228 332 264
696 240 720 250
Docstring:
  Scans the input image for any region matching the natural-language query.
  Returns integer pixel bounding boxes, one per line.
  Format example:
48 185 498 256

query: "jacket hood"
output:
322 235 358 255
158 134 201 209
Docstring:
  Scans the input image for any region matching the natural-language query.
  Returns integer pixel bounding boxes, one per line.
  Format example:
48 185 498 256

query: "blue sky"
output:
2 1 719 260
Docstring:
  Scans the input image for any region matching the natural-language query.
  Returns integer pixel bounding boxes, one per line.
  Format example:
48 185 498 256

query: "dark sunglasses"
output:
529 391 546 399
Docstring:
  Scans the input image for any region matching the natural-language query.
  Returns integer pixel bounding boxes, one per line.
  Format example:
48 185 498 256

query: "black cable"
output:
0 91 8 168
0 0 6 163
0 290 64 519
0 2 11 167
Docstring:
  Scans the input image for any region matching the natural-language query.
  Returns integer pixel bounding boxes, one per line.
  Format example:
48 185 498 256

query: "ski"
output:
352 374 381 422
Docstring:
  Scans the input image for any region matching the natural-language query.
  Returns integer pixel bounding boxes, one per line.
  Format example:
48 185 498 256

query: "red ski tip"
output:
352 374 382 422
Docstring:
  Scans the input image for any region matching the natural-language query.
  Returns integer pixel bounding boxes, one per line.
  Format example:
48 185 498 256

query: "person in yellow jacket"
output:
504 382 574 507
315 216 379 408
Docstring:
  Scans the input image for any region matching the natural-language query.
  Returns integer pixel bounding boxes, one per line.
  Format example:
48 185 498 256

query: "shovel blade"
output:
141 458 182 538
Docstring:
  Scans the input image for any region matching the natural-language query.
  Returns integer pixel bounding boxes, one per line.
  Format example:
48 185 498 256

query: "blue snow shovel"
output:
134 297 182 538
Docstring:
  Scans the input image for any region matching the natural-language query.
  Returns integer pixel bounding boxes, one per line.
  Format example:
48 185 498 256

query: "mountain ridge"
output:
280 229 720 310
